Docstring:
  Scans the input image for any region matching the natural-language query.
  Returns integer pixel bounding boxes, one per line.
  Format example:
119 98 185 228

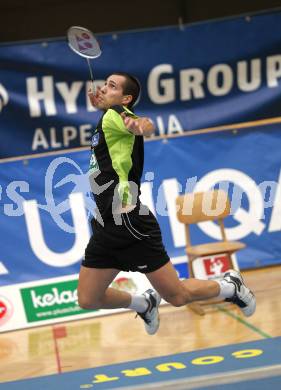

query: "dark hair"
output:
112 72 141 109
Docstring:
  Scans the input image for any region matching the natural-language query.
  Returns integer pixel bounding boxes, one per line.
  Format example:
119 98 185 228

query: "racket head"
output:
67 26 102 59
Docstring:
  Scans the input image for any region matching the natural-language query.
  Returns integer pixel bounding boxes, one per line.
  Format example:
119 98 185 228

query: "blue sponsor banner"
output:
2 12 281 158
0 126 281 287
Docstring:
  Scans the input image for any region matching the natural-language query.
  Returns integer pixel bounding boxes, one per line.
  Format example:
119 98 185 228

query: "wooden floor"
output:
0 266 280 383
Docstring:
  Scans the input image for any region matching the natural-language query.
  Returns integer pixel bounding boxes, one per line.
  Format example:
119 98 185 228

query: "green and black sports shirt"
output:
89 105 144 220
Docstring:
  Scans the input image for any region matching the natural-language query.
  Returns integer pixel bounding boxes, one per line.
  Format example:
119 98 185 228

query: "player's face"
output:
97 75 132 109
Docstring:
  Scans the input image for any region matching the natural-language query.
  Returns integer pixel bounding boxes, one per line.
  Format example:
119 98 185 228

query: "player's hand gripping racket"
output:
67 26 101 92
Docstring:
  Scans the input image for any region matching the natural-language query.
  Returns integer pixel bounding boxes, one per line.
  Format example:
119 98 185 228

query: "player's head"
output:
98 72 141 110
113 72 141 109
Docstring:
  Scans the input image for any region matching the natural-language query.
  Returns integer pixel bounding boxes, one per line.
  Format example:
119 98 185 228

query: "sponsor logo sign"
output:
192 254 233 280
0 296 13 326
20 279 94 323
203 254 231 278
111 277 137 294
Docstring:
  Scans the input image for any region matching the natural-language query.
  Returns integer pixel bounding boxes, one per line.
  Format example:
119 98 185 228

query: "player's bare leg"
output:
146 261 255 315
78 266 160 334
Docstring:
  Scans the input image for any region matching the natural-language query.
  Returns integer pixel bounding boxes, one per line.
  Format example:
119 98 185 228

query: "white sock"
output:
216 280 235 299
128 294 149 313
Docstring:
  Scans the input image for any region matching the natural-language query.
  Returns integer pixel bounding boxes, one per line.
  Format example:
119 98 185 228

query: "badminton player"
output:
77 72 256 335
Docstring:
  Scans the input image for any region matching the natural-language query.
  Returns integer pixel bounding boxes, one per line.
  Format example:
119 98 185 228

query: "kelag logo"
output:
20 280 95 323
0 84 9 113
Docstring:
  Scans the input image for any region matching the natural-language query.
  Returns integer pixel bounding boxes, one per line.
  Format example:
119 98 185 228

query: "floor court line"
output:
52 326 66 374
215 305 272 339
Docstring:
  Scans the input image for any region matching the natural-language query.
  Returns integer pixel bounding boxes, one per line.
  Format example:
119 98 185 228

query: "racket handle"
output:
86 58 95 93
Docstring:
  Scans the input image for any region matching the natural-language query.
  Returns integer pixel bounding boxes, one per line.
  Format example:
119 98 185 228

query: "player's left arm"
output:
121 114 155 137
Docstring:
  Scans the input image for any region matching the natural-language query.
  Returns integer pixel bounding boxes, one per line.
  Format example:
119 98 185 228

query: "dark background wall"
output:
1 0 281 43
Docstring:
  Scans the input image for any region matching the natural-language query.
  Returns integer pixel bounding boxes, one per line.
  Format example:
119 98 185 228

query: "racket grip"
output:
86 58 95 90
91 81 96 95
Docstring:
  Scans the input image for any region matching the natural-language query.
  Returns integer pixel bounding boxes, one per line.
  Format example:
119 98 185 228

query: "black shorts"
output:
82 204 170 273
